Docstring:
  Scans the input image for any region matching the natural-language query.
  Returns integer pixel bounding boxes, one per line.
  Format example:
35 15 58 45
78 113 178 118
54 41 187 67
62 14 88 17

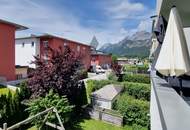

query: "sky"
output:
0 0 156 47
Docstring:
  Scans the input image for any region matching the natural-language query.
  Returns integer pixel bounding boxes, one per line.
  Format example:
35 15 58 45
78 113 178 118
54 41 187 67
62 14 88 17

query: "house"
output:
0 19 27 81
16 34 91 70
117 57 128 65
16 35 40 68
150 0 190 130
91 51 112 69
91 84 123 109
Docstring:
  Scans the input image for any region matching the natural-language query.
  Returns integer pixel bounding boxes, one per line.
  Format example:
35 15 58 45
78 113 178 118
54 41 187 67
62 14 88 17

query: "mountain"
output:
99 31 152 58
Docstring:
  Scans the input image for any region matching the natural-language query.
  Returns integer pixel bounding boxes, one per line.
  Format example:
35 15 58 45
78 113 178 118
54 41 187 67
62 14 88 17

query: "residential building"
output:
91 53 112 69
0 19 27 81
16 35 40 68
16 34 91 70
151 0 190 130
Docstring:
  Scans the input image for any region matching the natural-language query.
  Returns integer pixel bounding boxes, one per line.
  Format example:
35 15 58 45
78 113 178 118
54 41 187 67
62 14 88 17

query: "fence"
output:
85 106 123 126
0 107 65 130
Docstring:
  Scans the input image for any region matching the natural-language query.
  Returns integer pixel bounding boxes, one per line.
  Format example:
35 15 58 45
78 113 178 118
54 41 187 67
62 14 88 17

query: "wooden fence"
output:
1 107 65 130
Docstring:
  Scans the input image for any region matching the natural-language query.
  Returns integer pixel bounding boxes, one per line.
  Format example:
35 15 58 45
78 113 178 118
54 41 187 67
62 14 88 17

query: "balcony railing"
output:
150 71 190 130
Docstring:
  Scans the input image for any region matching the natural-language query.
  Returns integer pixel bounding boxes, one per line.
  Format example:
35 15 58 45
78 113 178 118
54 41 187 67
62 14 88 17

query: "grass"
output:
0 87 15 95
27 119 147 130
67 119 147 130
27 126 37 130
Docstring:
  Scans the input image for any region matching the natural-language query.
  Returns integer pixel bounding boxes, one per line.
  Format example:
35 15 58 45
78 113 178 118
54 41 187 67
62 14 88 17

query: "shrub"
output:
137 65 149 74
0 89 28 126
123 82 150 101
114 94 149 127
26 90 73 128
122 74 150 84
124 65 138 73
78 69 88 80
108 72 118 81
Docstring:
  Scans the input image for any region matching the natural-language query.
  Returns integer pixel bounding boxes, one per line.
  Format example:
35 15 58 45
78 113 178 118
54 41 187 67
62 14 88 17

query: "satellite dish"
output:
90 36 99 49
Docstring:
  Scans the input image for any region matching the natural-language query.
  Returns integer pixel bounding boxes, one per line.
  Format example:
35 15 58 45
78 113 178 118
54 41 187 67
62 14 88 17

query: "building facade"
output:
0 19 27 81
16 36 40 68
16 34 91 70
91 53 112 68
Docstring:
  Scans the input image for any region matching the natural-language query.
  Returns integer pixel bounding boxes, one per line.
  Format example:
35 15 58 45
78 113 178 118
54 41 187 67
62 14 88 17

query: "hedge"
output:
123 82 150 101
122 74 150 84
113 94 150 127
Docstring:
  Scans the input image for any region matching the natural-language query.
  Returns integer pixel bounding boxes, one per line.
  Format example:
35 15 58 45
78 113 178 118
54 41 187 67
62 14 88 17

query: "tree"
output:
111 54 118 63
26 90 73 128
27 46 87 105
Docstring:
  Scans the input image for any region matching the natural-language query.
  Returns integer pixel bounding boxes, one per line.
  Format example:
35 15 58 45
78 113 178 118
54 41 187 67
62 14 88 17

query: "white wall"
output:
93 98 112 109
16 38 40 68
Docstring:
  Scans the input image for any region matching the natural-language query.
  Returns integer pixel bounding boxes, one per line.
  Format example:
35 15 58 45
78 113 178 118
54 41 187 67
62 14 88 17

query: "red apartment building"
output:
0 19 27 81
38 34 91 70
91 53 112 68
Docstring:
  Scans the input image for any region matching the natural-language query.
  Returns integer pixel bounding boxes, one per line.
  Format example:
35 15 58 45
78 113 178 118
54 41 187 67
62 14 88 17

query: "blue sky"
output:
0 0 156 46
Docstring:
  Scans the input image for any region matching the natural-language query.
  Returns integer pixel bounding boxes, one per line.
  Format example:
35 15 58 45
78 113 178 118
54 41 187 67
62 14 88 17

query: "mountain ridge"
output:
99 31 152 57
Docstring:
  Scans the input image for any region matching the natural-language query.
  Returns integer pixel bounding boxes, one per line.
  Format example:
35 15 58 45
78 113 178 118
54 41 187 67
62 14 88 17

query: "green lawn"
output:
67 119 147 130
0 87 14 95
28 119 147 130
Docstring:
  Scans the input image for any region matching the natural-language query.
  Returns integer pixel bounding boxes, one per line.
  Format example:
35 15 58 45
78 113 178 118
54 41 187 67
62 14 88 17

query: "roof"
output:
16 34 90 47
91 50 111 56
117 57 128 61
38 34 91 47
91 84 123 101
0 19 28 31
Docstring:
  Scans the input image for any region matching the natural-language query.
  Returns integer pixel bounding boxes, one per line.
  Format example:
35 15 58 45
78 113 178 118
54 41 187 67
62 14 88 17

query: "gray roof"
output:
0 19 28 31
91 84 123 101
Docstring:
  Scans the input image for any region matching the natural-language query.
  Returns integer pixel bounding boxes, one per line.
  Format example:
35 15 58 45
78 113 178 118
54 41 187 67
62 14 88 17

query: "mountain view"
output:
100 31 152 58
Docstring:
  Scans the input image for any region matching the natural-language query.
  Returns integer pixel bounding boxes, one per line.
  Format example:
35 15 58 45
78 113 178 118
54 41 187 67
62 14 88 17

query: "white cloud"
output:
106 0 148 20
0 0 154 47
137 20 152 32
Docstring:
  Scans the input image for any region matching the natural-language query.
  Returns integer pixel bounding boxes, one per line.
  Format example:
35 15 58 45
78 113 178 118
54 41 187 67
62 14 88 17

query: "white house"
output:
15 36 40 68
91 84 123 109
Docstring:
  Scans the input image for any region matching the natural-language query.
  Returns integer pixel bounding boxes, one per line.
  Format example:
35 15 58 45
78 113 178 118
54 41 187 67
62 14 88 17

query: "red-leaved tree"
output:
27 46 87 105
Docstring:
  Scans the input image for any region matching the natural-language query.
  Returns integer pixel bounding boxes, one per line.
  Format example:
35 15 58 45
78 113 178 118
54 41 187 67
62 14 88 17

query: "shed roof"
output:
91 84 123 101
0 19 28 31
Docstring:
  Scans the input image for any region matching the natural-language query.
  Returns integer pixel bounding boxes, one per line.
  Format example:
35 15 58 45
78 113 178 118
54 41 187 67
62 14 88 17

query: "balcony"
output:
150 71 190 130
156 0 190 27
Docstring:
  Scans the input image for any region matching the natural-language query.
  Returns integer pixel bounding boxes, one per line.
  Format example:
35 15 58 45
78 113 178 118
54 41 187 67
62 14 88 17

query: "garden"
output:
0 46 151 130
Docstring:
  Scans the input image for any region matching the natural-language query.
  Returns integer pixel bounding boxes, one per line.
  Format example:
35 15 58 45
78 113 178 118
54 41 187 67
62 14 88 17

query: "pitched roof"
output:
0 19 28 31
91 84 123 101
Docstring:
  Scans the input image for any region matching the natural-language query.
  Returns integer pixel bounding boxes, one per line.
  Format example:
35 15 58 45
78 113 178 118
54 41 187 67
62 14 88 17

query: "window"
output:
83 47 86 50
43 41 48 48
31 41 34 47
64 42 67 46
77 45 80 52
22 42 25 47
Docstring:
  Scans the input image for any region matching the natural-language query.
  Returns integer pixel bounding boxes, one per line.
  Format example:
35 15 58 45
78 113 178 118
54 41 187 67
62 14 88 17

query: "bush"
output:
108 72 118 81
123 65 138 73
0 89 28 126
122 74 150 84
137 65 149 74
123 82 150 101
78 69 88 80
26 90 73 128
114 94 149 127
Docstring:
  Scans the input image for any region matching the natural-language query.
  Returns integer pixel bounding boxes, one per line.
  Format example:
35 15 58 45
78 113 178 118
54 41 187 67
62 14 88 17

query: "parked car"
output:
95 65 106 74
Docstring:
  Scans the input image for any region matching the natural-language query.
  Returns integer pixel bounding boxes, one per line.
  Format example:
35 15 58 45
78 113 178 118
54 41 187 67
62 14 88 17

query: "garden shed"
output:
91 84 123 109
